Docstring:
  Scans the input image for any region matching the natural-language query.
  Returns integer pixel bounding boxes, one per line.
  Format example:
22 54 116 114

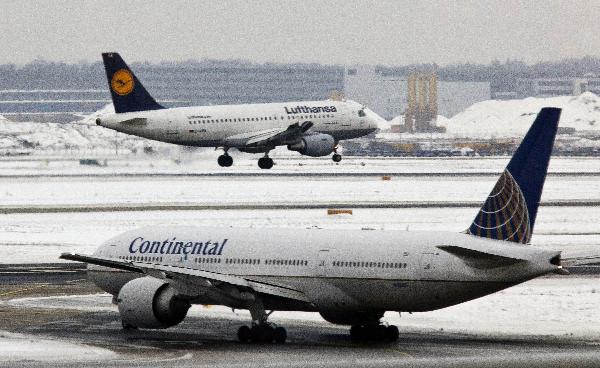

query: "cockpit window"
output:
358 109 366 117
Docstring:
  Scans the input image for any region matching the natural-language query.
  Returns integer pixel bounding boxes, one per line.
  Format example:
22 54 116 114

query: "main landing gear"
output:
237 298 287 343
257 154 274 170
237 323 287 344
332 146 342 163
350 323 399 343
217 148 233 167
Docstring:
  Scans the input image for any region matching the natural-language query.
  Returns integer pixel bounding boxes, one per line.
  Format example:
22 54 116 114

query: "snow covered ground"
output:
1 157 600 263
1 174 599 207
1 205 598 264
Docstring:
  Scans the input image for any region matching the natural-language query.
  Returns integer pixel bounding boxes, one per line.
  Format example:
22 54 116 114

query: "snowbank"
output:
383 92 600 139
441 92 600 138
0 331 117 362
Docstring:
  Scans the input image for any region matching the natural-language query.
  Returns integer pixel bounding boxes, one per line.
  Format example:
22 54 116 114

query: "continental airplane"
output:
63 108 580 343
95 53 381 169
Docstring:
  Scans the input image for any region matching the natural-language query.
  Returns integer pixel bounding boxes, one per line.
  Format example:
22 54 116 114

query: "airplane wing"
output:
223 122 313 148
60 253 310 303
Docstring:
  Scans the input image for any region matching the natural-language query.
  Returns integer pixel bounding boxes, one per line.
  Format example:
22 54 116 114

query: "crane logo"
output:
111 69 135 96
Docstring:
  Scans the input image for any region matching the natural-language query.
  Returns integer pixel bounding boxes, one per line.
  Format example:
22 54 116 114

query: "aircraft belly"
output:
263 276 518 312
87 268 140 295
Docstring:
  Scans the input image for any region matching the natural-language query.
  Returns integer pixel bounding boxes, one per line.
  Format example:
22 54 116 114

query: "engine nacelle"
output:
319 310 384 325
117 277 190 329
288 133 335 157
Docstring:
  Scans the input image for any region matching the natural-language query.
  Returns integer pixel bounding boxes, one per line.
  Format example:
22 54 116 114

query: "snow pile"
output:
440 92 600 138
0 331 117 362
0 103 167 153
0 119 151 152
382 92 600 139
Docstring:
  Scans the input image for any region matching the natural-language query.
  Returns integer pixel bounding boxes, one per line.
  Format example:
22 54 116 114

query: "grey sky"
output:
2 0 599 66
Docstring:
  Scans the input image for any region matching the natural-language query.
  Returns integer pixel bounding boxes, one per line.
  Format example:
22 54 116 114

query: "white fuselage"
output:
89 226 560 317
96 100 381 149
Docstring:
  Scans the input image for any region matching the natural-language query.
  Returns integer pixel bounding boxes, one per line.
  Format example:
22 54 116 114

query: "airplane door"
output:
315 249 331 277
166 119 179 136
420 251 438 278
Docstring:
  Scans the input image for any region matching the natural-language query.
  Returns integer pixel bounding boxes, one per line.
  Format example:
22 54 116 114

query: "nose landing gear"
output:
238 298 287 343
332 145 342 163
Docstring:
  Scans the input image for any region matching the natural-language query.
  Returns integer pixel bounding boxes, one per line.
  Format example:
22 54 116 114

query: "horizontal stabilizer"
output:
119 117 147 125
437 245 526 269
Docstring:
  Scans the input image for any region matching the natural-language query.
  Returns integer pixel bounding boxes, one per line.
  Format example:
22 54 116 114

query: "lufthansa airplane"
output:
63 108 588 344
95 53 381 169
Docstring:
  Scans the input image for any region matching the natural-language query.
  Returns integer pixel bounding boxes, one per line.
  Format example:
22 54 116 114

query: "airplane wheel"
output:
351 324 394 342
218 154 233 167
251 324 275 343
258 157 274 170
332 153 342 163
350 325 364 342
273 326 287 344
385 325 399 342
237 325 251 343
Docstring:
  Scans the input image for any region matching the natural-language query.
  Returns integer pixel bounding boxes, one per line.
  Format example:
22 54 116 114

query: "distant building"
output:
516 76 600 98
137 63 345 107
0 62 345 122
344 65 491 120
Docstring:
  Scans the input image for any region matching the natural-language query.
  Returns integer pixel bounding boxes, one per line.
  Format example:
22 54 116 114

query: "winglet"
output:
466 108 561 244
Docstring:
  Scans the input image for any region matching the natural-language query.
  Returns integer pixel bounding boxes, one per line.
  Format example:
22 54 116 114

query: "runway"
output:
6 199 600 214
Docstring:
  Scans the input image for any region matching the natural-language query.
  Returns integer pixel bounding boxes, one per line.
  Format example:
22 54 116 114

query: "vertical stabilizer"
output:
466 108 561 244
101 52 164 114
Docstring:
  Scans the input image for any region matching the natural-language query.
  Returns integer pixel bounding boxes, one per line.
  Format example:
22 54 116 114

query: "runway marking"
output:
391 350 414 358
0 283 49 297
2 199 600 214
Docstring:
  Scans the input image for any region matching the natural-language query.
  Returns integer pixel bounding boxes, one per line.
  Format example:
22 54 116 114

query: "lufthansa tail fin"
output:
466 108 561 244
101 52 164 114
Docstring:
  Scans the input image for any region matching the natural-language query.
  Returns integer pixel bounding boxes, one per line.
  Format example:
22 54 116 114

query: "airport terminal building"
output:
343 65 491 120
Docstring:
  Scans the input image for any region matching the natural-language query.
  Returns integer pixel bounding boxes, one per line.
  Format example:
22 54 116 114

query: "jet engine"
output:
288 133 335 157
117 277 190 329
319 310 384 325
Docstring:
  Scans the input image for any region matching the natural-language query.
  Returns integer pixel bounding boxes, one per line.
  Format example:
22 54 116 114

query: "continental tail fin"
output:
466 108 561 244
101 52 164 114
